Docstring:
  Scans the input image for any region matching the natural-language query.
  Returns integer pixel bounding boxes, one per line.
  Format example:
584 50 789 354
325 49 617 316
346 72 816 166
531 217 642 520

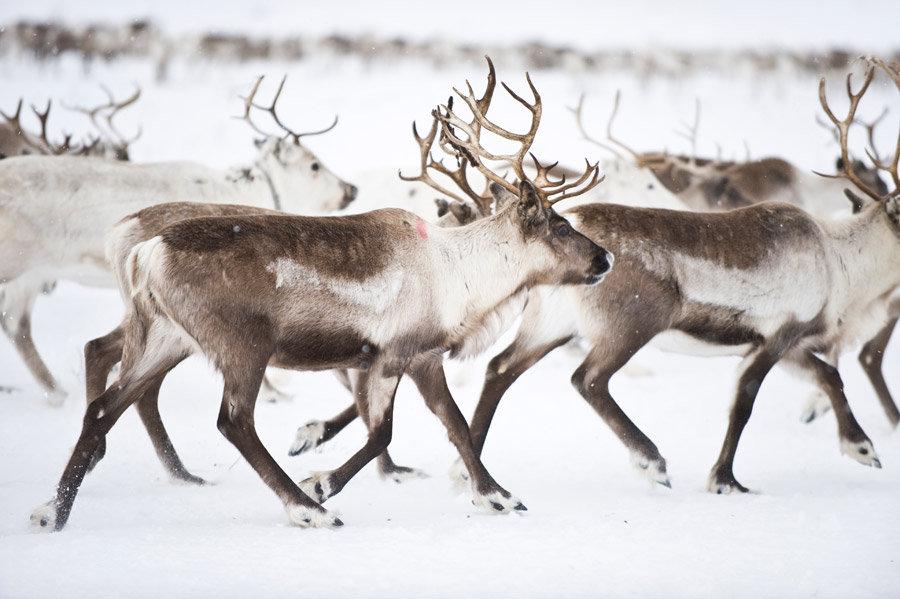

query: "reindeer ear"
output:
434 198 450 217
489 182 518 211
449 202 475 224
843 188 866 214
886 196 900 225
517 180 548 229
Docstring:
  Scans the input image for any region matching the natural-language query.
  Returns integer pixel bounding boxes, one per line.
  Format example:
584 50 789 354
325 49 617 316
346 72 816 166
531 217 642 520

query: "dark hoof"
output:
514 502 527 511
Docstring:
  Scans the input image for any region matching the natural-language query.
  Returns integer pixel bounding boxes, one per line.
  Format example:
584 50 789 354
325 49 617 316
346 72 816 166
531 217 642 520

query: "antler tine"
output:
815 62 883 201
235 75 272 138
869 58 900 192
675 98 701 164
567 93 627 161
249 74 302 140
545 158 605 204
100 84 142 146
605 90 640 160
1 99 24 132
29 100 54 149
856 106 888 163
529 153 566 189
296 114 339 138
398 118 482 208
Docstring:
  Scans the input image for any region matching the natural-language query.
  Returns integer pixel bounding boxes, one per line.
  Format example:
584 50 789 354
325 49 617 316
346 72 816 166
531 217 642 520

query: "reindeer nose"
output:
340 183 358 209
587 250 613 285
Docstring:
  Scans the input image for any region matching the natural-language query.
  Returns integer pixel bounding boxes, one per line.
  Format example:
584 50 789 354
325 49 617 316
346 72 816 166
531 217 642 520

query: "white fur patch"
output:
265 257 404 313
30 499 58 530
299 471 333 503
285 503 342 528
471 489 526 515
289 421 326 456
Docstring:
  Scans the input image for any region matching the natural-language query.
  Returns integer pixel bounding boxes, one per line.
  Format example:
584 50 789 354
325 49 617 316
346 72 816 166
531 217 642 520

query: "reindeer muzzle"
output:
340 183 359 209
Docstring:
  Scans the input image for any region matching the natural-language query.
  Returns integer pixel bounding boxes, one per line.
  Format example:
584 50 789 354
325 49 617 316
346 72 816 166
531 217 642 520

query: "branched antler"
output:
239 75 338 143
815 59 898 201
398 116 493 215
433 57 602 207
567 93 627 161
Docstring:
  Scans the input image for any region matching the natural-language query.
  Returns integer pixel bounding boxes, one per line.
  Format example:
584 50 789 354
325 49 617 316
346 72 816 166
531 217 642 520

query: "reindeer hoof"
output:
171 471 208 486
288 421 326 456
841 438 881 468
630 453 672 488
471 490 526 515
44 388 67 408
380 465 429 484
299 472 333 504
30 499 59 531
285 504 343 529
800 392 832 424
707 467 750 494
447 458 470 492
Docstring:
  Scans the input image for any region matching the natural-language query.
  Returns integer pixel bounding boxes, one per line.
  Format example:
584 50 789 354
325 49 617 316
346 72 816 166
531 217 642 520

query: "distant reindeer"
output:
0 87 140 160
0 76 357 405
572 87 898 428
31 61 610 531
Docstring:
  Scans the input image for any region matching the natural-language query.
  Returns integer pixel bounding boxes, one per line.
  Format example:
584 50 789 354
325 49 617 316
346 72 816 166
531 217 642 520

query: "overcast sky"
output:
1 0 898 52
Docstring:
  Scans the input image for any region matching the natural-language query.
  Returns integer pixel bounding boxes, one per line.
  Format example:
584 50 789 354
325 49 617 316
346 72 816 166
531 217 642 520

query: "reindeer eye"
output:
555 223 571 237
311 162 320 172
647 183 655 190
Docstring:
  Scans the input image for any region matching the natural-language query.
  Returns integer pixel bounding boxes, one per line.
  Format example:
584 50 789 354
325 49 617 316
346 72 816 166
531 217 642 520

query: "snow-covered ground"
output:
2 7 900 597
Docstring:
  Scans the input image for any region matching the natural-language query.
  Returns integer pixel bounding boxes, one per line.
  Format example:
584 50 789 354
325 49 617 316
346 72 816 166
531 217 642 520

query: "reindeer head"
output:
818 57 900 234
402 57 612 286
238 76 357 213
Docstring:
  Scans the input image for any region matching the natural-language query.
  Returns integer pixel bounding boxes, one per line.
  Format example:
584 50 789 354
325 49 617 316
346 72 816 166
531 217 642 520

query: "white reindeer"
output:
0 75 357 405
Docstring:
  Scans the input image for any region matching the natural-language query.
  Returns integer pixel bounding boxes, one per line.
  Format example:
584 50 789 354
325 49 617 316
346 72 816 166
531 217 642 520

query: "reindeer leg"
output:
790 350 881 468
708 345 783 494
409 353 526 513
83 326 125 472
799 347 839 425
446 335 571 488
298 357 406 504
572 339 672 489
217 351 341 528
257 371 294 403
858 318 898 428
287 368 359 455
289 402 359 456
135 369 206 485
1 283 66 405
31 325 189 531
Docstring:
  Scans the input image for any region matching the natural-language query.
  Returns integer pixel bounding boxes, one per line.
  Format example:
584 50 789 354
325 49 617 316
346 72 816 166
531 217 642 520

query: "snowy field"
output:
2 3 900 598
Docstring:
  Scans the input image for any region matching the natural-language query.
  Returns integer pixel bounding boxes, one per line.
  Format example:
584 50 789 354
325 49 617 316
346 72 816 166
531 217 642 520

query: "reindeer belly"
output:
272 325 379 371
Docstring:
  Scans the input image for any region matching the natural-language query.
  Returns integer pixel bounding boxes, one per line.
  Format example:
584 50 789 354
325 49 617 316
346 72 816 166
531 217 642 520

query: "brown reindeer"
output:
571 85 898 428
298 60 900 494
31 62 611 530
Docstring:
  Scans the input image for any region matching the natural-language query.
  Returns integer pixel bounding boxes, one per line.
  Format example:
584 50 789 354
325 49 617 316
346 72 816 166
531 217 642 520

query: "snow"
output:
2 8 900 598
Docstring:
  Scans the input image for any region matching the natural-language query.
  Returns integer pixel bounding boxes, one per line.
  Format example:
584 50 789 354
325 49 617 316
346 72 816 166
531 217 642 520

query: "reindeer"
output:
0 75 357 405
572 85 899 428
0 88 141 160
452 59 899 493
298 60 899 494
30 63 611 531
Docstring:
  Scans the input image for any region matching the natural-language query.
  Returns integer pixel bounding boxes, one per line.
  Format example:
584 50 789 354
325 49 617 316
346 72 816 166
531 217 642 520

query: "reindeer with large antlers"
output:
572 79 899 429
0 75 356 405
31 59 611 531
298 60 899 495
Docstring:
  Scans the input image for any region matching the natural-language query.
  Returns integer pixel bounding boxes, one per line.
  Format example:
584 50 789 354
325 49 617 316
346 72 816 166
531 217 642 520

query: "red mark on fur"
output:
415 218 429 240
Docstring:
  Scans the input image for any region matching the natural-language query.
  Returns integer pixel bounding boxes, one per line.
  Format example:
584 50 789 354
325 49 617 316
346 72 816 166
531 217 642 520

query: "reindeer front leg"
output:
407 353 526 514
857 318 898 428
298 357 405 503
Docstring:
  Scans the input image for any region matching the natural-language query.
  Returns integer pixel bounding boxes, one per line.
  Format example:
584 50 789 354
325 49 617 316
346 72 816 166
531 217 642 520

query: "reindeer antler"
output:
64 84 142 153
398 115 493 216
433 57 602 207
567 93 627 161
815 59 896 201
240 75 338 142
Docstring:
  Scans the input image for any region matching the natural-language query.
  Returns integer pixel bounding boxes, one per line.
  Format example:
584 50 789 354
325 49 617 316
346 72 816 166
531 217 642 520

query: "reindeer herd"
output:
1 55 897 531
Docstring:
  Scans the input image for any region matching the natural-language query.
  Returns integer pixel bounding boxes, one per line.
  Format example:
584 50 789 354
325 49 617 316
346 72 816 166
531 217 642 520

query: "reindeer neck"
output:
222 165 279 209
430 213 526 337
823 209 900 310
